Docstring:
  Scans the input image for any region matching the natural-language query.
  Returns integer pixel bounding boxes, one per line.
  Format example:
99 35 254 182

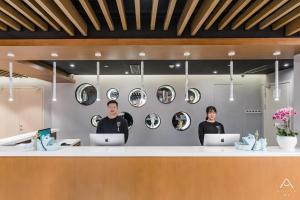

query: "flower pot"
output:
276 135 298 151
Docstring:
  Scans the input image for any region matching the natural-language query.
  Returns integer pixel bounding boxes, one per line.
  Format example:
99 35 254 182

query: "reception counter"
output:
0 146 299 200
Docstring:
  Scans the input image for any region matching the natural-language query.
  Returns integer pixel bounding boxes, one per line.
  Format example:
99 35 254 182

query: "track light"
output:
228 51 235 102
51 53 57 102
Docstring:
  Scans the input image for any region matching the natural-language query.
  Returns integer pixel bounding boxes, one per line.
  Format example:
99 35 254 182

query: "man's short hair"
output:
107 100 118 107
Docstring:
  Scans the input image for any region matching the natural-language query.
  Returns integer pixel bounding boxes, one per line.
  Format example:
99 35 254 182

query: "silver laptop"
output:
203 134 240 146
89 133 125 146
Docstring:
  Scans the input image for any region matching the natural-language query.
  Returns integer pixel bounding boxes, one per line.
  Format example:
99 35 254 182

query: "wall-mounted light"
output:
8 53 14 102
273 51 281 101
139 52 145 91
69 63 75 68
51 53 57 102
184 52 190 101
228 51 235 102
212 70 218 74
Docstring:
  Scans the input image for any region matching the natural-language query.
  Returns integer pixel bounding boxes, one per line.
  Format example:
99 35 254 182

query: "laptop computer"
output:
203 133 240 146
89 133 125 146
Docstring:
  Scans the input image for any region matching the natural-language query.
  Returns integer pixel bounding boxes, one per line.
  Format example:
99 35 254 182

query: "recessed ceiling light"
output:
125 71 129 74
212 70 218 74
283 63 289 67
51 52 58 57
169 64 175 69
7 52 15 57
95 52 101 57
273 51 281 56
69 63 75 68
139 52 146 57
104 65 109 68
175 63 181 67
228 51 236 57
184 52 191 57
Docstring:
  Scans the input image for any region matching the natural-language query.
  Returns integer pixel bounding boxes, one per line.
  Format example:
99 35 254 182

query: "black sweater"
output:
96 116 129 143
198 121 225 145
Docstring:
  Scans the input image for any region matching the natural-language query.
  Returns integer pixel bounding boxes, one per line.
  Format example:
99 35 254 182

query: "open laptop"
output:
203 134 240 146
89 133 125 146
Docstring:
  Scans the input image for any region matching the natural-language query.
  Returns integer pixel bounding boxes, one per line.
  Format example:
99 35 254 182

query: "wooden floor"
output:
0 157 299 200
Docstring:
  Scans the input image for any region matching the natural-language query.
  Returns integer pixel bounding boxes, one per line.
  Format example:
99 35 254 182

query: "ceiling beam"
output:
0 11 20 31
36 0 74 36
0 61 75 83
163 0 177 31
23 0 61 31
218 0 251 30
0 1 34 31
150 0 159 30
134 0 141 30
286 17 300 36
5 0 48 31
245 0 289 30
79 0 100 31
259 0 300 30
97 0 114 31
191 0 219 35
54 0 87 36
116 0 127 31
177 0 199 36
273 7 300 30
0 21 7 31
231 0 269 30
204 0 232 30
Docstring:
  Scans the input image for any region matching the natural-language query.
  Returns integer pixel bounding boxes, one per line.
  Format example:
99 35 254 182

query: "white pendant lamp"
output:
139 52 146 91
184 52 191 101
95 52 101 101
7 52 14 102
51 52 58 102
228 51 235 102
273 51 281 101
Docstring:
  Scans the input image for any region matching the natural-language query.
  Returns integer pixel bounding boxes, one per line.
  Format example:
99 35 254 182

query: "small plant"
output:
273 107 298 137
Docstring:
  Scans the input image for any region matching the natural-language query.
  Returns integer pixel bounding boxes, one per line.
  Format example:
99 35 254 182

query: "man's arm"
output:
198 123 204 145
122 119 129 143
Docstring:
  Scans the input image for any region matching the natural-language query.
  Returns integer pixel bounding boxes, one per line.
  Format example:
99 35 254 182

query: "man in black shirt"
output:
96 100 129 143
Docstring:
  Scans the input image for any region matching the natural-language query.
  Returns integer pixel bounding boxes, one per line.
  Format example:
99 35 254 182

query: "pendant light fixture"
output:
273 51 281 101
95 52 101 101
184 52 191 101
51 52 58 102
139 52 146 91
228 51 235 102
7 52 15 102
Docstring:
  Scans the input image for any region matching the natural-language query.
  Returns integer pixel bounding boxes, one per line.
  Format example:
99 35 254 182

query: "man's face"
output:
107 103 118 116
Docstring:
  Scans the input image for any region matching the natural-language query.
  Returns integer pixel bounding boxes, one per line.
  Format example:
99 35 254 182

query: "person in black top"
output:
198 106 225 145
96 100 129 143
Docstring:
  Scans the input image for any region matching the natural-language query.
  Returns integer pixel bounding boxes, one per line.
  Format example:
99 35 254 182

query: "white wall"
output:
51 75 265 145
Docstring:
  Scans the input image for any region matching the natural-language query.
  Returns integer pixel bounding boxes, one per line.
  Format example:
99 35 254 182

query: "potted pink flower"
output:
273 107 298 150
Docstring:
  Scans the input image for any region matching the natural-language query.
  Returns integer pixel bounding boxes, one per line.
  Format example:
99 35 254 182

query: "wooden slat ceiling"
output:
0 0 299 37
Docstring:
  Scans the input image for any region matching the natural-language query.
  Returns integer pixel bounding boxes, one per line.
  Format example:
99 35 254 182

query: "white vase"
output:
276 136 298 151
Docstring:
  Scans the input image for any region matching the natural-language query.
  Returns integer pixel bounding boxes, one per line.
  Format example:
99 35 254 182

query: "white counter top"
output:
0 146 300 157
0 129 59 146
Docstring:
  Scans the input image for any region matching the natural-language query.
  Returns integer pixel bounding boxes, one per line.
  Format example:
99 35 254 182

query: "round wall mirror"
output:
157 85 176 104
75 83 97 106
91 115 102 127
128 88 147 107
187 88 201 104
145 113 161 129
172 112 191 131
119 112 133 129
107 88 119 100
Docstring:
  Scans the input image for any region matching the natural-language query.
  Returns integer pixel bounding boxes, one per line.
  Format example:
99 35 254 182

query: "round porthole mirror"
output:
75 83 97 106
119 112 133 129
128 88 147 107
145 113 161 129
91 115 102 127
172 112 191 131
107 88 119 100
157 85 176 104
187 88 201 104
